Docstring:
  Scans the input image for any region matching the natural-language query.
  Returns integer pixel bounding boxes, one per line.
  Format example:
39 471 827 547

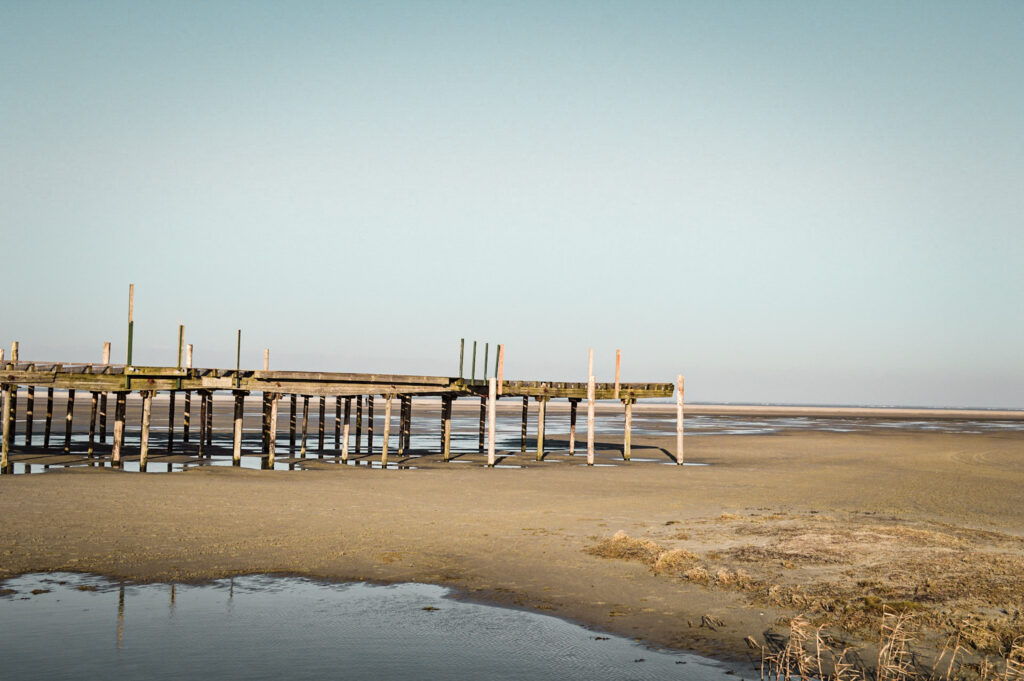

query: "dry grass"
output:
586 513 1024 666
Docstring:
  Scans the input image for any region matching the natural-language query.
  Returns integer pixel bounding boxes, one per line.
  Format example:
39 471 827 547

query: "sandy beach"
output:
2 423 1023 669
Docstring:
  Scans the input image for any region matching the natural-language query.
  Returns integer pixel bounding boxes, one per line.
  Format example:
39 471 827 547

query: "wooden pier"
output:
1 354 682 473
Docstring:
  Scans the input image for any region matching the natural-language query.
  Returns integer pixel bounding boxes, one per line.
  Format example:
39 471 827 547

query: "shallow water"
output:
0 573 740 681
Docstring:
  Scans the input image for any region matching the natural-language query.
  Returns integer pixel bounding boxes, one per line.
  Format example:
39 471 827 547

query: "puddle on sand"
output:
0 573 743 681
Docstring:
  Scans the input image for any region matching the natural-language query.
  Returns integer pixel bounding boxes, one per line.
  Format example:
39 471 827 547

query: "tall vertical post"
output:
300 396 309 458
520 396 528 452
487 378 497 466
44 388 53 448
341 397 351 462
497 344 504 396
112 392 126 467
25 386 34 446
289 394 297 453
182 344 193 444
177 324 185 369
441 395 452 462
63 389 76 453
7 386 16 442
403 396 412 452
483 344 489 382
614 349 621 400
139 391 152 472
381 394 393 466
205 390 213 448
126 284 135 370
478 395 486 453
198 392 208 457
623 398 633 461
317 396 325 456
11 341 18 361
232 391 244 466
471 341 477 382
235 329 241 390
99 342 111 444
676 375 684 465
266 393 279 468
458 339 465 379
493 344 500 378
568 398 578 455
262 349 271 453
536 396 547 462
397 396 406 456
355 395 363 454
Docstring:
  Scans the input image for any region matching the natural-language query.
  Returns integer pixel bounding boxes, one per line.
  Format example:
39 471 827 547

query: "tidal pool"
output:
0 573 743 681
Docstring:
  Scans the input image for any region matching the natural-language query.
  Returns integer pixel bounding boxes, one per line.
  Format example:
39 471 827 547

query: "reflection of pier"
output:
2 288 684 473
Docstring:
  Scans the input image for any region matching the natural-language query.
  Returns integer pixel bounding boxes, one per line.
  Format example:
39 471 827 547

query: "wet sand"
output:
2 428 1023 666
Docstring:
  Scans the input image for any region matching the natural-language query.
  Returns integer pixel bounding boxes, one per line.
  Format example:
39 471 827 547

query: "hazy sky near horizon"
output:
2 1 1022 408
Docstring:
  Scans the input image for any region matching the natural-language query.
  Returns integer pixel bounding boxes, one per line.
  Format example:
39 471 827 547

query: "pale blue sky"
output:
2 1 1022 407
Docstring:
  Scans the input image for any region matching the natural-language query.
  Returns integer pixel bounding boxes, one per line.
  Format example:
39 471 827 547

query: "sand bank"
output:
2 430 1023 667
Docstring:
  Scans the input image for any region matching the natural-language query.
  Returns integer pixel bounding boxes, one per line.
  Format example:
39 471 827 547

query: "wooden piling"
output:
289 394 297 453
267 393 279 468
471 341 477 382
64 389 75 453
367 396 374 454
99 342 110 444
483 343 489 381
587 374 596 466
487 377 497 466
381 394 393 466
1 385 11 472
397 395 406 456
262 393 270 453
334 397 341 450
623 398 633 461
478 395 486 453
355 395 363 454
341 397 351 462
441 395 452 462
205 390 213 448
166 390 176 453
300 395 309 458
676 374 684 465
88 391 98 455
233 391 245 465
317 396 325 456
44 388 53 449
198 391 208 457
568 398 578 455
459 338 465 379
25 386 34 446
8 386 16 443
139 391 152 472
520 396 528 452
112 392 126 467
536 396 547 462
182 344 192 444
404 396 412 452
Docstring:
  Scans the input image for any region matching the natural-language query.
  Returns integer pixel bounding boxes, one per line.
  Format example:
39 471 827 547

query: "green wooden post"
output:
458 339 464 379
471 341 477 381
483 343 489 383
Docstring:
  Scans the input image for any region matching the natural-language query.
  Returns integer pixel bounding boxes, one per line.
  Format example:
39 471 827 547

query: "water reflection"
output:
0 573 741 681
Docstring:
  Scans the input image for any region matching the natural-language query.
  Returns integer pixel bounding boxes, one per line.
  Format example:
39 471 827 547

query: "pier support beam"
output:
88 392 98 455
441 395 453 462
397 395 406 456
112 392 126 467
367 396 374 454
535 396 548 462
1 384 12 473
334 397 341 451
44 388 53 449
381 394 393 466
478 395 486 453
341 397 351 462
289 394 297 453
139 390 153 472
25 386 34 447
266 393 278 469
568 398 579 455
355 395 363 455
8 387 17 444
100 391 108 444
63 389 75 453
520 396 528 452
676 375 684 465
204 391 213 449
318 396 325 457
233 391 245 466
198 392 208 457
166 391 176 453
587 374 596 466
300 396 309 458
622 397 634 461
487 378 497 467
